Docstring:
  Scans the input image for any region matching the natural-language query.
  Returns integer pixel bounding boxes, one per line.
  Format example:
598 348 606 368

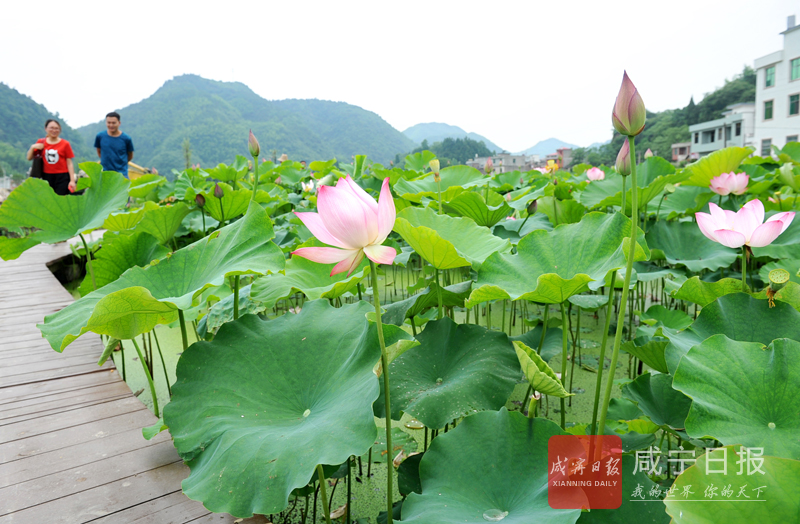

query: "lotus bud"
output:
612 71 646 137
214 183 224 199
527 199 538 215
195 194 206 207
644 148 654 159
615 138 632 177
505 192 512 202
485 158 493 175
248 130 260 157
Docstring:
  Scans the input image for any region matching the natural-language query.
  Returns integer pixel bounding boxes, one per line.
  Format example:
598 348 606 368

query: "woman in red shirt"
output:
26 119 77 195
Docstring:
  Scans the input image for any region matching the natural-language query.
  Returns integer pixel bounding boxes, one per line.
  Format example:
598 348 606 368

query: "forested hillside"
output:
76 75 416 172
0 84 93 175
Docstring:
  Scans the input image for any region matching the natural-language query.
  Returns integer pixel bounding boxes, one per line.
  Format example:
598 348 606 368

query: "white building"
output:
754 15 800 155
688 103 755 156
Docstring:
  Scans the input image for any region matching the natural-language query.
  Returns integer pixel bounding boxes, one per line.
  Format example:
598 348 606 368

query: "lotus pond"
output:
1 76 799 523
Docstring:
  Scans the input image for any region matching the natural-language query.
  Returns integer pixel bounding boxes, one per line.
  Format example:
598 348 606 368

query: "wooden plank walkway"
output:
0 243 266 523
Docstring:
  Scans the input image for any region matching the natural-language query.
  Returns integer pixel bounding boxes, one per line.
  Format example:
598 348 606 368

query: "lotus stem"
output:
369 259 394 524
655 193 665 222
536 305 549 356
79 233 96 291
200 208 206 233
436 178 443 215
620 177 627 217
151 328 171 397
233 275 240 320
347 456 352 524
316 464 333 524
131 338 159 417
178 309 189 353
590 271 617 436
435 269 443 320
560 302 569 430
118 340 127 381
741 246 747 292
597 137 639 439
251 154 259 201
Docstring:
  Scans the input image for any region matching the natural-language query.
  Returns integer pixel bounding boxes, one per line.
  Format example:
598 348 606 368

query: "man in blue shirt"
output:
94 112 134 177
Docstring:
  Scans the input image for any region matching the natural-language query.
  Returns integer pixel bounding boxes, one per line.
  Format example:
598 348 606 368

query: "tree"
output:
182 138 192 169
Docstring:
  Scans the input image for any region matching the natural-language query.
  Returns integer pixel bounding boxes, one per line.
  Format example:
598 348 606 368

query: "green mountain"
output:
76 75 416 172
572 66 757 166
403 122 504 153
0 83 94 176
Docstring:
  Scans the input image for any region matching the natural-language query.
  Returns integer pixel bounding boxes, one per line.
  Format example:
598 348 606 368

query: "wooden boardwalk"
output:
0 243 265 523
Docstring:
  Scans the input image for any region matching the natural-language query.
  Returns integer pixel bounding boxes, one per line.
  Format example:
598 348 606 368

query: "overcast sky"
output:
1 1 797 152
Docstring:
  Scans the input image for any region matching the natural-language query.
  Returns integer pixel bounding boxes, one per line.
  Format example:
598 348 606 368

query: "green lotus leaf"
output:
646 220 738 272
249 239 371 309
536 196 587 225
445 191 512 227
752 214 800 259
647 185 713 220
759 259 800 285
673 336 800 459
751 281 800 312
514 341 571 397
197 284 266 338
578 158 689 213
0 169 129 260
666 276 745 307
510 325 564 362
468 212 649 306
128 173 166 198
393 206 511 270
382 281 471 326
662 293 800 374
77 230 170 296
665 447 800 524
393 165 486 203
632 261 686 283
200 183 251 223
622 373 691 429
577 454 670 524
620 337 669 374
38 203 284 351
163 300 381 517
639 305 692 330
398 452 424 496
131 201 193 245
492 214 553 244
567 294 609 311
683 146 754 187
103 206 147 231
401 409 580 524
404 150 437 172
386 317 520 429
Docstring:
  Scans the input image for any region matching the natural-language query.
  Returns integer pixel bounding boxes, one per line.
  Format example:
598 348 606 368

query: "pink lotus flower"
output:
696 200 795 248
709 172 748 196
292 176 396 276
586 167 605 181
485 158 493 175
